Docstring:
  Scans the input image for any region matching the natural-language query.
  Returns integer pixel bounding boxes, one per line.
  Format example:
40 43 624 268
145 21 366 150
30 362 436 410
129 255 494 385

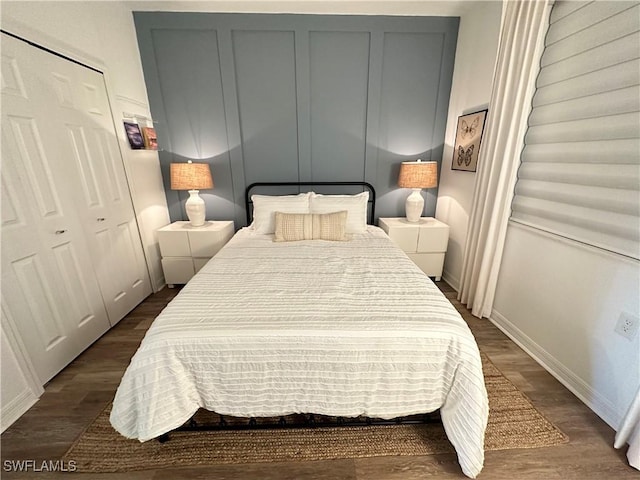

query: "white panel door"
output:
47 52 152 324
1 36 112 382
1 34 152 325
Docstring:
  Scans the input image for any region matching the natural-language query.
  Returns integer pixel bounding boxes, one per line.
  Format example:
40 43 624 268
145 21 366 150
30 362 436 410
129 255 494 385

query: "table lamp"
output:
397 159 438 222
170 161 214 227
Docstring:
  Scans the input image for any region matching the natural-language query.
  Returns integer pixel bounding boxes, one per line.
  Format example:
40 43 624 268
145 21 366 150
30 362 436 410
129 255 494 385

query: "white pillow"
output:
309 191 369 234
250 193 310 234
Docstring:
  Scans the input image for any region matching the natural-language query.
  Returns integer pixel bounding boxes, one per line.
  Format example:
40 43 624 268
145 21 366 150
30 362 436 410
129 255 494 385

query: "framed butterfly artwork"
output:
451 109 488 172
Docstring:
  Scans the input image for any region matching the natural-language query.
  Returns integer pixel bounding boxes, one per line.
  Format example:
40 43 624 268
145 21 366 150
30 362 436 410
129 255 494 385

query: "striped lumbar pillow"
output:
274 211 348 242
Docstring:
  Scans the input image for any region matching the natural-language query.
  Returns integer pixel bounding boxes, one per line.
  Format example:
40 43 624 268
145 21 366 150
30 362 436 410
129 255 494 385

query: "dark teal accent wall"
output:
134 13 459 227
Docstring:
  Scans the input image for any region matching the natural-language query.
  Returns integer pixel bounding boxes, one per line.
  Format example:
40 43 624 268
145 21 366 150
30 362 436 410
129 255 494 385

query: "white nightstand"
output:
379 217 449 281
157 220 234 286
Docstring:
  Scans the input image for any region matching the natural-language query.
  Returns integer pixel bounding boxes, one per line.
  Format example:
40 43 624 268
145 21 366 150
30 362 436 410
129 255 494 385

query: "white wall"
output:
2 1 148 103
435 1 503 291
492 223 640 429
2 0 170 292
1 313 43 433
1 330 35 432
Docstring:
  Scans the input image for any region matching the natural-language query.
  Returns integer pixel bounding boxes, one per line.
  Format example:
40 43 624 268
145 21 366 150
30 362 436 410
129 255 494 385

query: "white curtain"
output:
458 0 552 318
615 386 640 470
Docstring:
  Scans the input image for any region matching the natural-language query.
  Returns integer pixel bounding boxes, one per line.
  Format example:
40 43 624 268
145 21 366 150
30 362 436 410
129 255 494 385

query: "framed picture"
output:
141 127 158 150
451 109 488 172
124 121 145 149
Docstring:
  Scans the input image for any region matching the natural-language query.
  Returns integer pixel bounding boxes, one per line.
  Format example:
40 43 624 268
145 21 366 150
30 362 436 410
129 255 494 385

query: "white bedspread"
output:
110 226 489 477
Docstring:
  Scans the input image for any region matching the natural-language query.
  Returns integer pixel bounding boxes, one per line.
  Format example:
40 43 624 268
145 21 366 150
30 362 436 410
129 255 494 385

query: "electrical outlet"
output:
615 312 639 340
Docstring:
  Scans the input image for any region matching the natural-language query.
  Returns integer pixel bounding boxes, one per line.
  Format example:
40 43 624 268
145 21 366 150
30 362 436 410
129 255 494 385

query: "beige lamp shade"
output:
170 162 214 190
398 159 438 223
397 160 438 189
170 162 213 227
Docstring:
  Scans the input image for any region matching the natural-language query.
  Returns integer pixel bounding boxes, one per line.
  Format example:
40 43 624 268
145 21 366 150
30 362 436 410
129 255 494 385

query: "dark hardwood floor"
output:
1 282 635 479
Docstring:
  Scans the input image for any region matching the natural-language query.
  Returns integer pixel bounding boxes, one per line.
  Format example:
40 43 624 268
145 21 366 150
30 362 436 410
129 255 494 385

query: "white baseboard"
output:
489 308 621 430
1 388 39 433
441 269 460 292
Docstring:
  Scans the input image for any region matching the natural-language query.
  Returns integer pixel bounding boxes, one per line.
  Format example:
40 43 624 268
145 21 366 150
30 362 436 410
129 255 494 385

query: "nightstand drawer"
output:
391 229 419 252
417 222 449 252
158 231 190 257
189 227 233 257
407 253 445 277
161 258 195 284
193 257 210 273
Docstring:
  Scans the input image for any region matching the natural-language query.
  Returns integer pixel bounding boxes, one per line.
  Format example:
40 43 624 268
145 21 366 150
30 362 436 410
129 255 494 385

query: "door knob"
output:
55 229 67 235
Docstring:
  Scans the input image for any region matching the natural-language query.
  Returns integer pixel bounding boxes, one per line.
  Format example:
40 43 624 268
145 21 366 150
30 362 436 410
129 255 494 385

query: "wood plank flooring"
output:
1 282 636 479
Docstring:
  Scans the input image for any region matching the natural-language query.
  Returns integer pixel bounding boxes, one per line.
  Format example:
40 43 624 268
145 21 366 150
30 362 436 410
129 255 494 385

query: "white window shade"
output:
511 1 640 260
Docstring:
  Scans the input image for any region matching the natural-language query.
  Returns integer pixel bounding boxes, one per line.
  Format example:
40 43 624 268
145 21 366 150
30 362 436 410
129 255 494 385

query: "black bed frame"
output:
245 181 377 225
157 180 441 443
157 411 440 442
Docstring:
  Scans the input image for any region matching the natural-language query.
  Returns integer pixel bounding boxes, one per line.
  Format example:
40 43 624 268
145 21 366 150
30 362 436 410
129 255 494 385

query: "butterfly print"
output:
460 117 479 139
457 145 474 166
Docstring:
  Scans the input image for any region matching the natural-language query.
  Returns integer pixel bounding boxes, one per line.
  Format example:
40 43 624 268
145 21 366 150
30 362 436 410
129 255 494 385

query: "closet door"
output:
2 34 152 326
1 35 112 383
41 46 153 324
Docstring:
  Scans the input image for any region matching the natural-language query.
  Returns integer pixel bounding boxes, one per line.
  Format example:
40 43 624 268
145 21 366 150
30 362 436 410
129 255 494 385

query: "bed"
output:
110 182 489 478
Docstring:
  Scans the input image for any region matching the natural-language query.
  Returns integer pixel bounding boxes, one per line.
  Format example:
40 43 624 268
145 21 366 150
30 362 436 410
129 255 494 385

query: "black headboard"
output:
245 182 376 225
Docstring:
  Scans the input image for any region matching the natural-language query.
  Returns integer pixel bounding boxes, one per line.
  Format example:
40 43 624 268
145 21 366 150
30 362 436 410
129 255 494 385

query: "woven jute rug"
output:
63 354 568 472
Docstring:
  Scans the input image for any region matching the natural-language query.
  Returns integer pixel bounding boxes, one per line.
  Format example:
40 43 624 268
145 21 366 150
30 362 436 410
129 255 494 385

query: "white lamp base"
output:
185 190 206 227
405 189 424 223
